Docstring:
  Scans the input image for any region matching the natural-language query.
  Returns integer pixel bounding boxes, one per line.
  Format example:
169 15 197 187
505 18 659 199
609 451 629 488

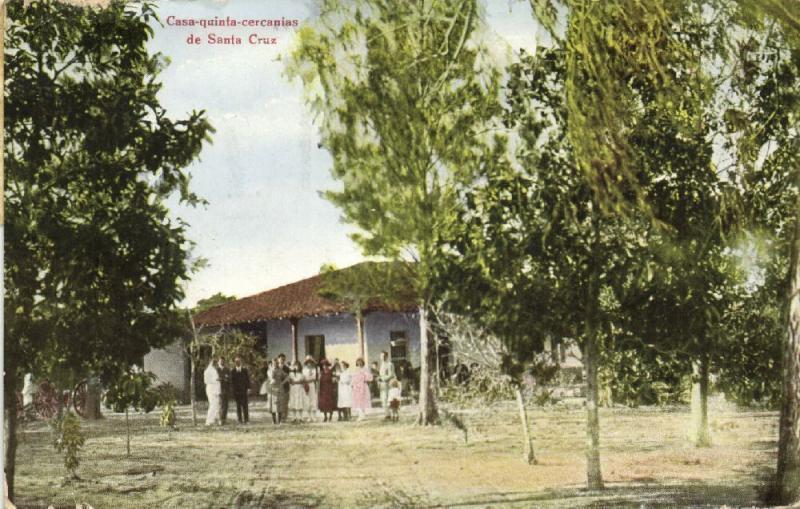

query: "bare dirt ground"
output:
13 399 778 508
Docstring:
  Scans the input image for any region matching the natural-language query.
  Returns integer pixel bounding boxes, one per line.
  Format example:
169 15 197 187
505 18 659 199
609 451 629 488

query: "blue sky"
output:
148 0 540 307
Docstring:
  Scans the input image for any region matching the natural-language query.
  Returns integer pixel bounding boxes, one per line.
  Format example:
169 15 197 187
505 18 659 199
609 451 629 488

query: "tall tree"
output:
720 12 800 500
528 0 800 501
4 1 212 499
435 46 653 489
286 0 504 424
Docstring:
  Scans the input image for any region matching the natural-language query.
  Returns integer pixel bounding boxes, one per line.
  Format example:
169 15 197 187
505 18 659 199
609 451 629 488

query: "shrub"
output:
160 400 177 429
153 383 183 406
51 411 85 479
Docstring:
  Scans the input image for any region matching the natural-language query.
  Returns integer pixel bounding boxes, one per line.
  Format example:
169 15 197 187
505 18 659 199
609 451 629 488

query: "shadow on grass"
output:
443 480 764 508
15 485 324 509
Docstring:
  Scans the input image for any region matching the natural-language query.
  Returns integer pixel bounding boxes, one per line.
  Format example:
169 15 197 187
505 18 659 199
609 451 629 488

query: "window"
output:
390 330 407 363
305 335 325 361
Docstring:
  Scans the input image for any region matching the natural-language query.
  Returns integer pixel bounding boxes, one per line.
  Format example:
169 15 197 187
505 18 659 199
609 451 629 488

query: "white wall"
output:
143 340 188 396
363 311 420 367
261 311 420 367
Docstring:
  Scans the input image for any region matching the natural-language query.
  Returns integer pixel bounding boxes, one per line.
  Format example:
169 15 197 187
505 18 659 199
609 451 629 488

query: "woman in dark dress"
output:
317 359 337 422
269 355 290 424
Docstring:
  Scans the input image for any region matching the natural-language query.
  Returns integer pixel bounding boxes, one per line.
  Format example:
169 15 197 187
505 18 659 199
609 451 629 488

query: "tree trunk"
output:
84 377 103 420
584 336 604 490
5 373 19 501
125 408 131 457
515 386 536 465
2 7 13 499
189 354 197 427
189 313 199 427
417 305 439 425
584 210 604 491
775 201 800 504
689 355 711 447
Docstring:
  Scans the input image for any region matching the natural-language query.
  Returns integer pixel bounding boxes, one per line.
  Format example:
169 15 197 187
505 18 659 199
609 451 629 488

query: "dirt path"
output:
13 402 777 508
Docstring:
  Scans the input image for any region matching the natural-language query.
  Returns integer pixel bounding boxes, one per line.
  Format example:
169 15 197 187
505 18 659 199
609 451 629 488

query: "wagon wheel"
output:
72 379 89 418
34 381 59 419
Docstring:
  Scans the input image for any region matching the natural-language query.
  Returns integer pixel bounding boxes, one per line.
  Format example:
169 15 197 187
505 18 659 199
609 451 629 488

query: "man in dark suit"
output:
231 355 251 424
217 357 232 424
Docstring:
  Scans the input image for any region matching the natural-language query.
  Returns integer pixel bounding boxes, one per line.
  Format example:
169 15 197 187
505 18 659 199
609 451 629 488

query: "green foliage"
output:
717 271 784 408
152 382 183 406
51 412 85 479
600 348 690 407
318 262 416 311
104 371 160 414
286 0 504 301
194 293 237 315
434 44 647 360
4 0 213 392
195 329 268 371
160 400 178 430
439 366 516 408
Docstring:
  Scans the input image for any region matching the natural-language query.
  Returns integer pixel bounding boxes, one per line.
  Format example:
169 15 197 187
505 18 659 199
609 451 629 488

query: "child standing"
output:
387 378 402 422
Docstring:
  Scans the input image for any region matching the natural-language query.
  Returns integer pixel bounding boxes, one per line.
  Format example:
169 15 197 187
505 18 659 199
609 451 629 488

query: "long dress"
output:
351 367 373 411
265 366 275 411
288 371 306 411
317 369 336 412
204 364 221 425
337 370 353 409
270 365 290 415
302 365 319 414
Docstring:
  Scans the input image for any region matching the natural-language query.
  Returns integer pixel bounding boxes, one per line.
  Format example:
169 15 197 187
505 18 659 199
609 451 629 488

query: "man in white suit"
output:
204 358 222 426
378 351 396 419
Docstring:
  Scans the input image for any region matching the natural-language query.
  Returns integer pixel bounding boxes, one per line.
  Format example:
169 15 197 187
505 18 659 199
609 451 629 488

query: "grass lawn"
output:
13 399 778 508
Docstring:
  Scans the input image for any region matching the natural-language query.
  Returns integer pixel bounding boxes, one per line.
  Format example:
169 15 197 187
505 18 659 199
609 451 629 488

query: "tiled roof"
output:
193 263 416 327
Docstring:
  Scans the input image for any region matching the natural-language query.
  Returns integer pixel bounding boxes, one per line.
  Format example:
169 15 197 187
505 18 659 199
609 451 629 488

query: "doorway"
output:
305 335 325 361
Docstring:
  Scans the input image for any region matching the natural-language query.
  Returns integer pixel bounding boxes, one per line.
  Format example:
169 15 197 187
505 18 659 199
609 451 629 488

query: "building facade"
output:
144 264 422 399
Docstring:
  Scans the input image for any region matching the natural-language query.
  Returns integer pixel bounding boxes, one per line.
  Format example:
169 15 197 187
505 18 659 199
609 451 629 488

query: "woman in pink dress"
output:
350 358 373 421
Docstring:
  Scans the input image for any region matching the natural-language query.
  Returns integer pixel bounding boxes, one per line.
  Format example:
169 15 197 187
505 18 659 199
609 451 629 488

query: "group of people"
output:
262 351 402 424
203 351 404 426
203 356 251 426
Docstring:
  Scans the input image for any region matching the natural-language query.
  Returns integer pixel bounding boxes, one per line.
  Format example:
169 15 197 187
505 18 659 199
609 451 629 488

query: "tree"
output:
103 370 160 457
51 412 85 480
718 13 800 500
318 262 416 359
432 306 559 465
3 1 212 498
194 293 237 315
434 45 655 489
286 0 504 424
527 0 800 501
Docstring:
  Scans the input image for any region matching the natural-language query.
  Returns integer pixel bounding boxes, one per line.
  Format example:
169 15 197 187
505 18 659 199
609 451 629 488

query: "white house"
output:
144 263 428 399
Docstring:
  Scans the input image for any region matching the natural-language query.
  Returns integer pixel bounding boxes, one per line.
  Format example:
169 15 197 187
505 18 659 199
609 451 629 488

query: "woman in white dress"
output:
287 361 306 424
302 357 319 422
337 361 353 421
203 359 221 426
22 373 35 408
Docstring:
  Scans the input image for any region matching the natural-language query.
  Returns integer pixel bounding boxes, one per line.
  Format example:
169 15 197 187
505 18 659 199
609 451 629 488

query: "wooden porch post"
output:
290 318 299 363
356 311 366 360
